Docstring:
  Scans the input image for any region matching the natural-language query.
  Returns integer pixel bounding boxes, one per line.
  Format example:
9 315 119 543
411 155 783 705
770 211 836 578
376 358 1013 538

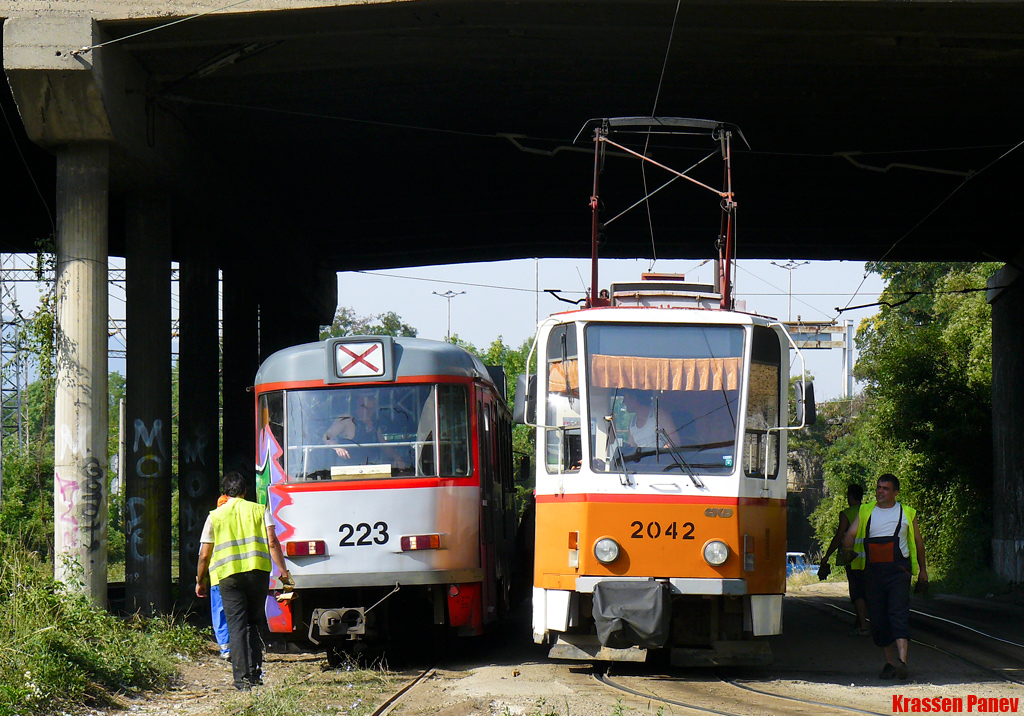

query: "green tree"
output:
812 261 999 590
319 307 417 339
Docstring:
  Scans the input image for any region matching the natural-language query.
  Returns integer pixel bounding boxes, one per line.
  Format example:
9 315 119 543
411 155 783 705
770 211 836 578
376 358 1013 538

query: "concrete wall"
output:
990 260 1024 583
0 1 372 20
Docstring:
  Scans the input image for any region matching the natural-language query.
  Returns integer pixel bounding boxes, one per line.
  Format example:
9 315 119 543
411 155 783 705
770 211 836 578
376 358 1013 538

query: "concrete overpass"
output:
2 0 1023 610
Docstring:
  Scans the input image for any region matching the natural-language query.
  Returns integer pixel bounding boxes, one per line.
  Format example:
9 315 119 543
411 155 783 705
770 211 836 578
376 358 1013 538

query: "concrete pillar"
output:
54 142 109 604
177 225 221 610
124 194 173 615
222 260 259 487
259 267 339 363
989 259 1024 583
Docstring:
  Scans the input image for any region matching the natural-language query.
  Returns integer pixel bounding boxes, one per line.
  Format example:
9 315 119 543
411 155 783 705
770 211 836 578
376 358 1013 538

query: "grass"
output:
786 568 824 589
220 653 396 716
0 537 206 715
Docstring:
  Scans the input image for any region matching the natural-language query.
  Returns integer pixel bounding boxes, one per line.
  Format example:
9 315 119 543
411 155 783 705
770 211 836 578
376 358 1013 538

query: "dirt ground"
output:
91 583 1024 716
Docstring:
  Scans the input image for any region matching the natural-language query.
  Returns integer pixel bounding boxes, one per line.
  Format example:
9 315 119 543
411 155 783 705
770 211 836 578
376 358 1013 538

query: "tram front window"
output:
285 384 469 480
586 324 743 475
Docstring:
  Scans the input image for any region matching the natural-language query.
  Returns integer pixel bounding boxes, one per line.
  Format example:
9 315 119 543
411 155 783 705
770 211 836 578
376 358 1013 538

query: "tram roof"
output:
541 306 779 327
255 336 494 387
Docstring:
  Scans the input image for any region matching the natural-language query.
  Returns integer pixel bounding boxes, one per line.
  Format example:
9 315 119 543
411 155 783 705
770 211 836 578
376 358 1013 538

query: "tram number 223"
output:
339 522 389 546
630 521 695 540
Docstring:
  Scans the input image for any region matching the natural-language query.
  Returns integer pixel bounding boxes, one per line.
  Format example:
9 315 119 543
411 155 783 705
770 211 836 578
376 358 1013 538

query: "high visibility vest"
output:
851 501 919 574
836 504 862 567
209 498 272 586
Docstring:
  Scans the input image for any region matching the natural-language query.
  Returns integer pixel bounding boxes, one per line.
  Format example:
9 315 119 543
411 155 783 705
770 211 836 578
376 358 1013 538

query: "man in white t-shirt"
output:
843 473 928 681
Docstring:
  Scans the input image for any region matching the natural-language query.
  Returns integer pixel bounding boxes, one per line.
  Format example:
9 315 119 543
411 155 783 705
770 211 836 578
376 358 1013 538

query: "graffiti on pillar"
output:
133 419 165 478
54 469 80 550
181 431 212 579
58 422 89 461
80 457 104 553
125 496 151 576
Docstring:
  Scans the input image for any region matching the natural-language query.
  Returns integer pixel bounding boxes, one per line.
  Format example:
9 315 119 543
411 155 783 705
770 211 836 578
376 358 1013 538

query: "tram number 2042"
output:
339 521 389 547
630 521 695 540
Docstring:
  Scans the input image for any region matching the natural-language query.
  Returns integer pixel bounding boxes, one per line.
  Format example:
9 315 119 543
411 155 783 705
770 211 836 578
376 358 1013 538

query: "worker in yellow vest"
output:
818 483 868 635
196 471 291 691
842 473 928 681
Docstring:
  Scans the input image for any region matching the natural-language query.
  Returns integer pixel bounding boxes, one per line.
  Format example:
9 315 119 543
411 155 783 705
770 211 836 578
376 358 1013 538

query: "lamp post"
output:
432 290 465 341
770 260 810 321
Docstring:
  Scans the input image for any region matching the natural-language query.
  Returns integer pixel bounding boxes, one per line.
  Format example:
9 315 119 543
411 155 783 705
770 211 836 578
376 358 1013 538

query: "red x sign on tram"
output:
336 341 384 378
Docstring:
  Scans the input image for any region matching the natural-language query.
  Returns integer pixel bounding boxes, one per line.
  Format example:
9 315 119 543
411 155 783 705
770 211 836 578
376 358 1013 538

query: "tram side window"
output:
437 384 470 476
258 391 286 452
743 326 782 478
545 323 581 473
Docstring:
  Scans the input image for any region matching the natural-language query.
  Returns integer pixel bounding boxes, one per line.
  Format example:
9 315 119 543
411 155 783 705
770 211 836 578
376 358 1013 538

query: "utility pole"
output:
770 259 810 321
432 290 466 341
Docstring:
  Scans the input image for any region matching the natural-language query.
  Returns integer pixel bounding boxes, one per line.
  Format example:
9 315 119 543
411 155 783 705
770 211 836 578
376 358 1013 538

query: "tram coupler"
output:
308 607 366 644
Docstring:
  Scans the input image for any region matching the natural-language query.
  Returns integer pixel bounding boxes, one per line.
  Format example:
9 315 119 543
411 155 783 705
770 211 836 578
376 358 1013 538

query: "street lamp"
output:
770 260 810 321
432 290 466 341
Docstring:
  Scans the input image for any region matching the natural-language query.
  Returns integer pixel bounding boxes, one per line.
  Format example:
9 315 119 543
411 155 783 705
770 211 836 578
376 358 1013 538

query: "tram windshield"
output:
585 324 743 475
278 384 470 481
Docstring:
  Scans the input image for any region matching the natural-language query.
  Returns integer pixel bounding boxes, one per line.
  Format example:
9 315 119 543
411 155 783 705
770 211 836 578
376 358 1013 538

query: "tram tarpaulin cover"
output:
592 581 671 649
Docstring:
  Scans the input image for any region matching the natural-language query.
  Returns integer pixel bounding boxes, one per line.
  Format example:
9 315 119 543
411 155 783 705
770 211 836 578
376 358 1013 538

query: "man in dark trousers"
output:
196 471 292 690
843 473 928 680
819 483 868 635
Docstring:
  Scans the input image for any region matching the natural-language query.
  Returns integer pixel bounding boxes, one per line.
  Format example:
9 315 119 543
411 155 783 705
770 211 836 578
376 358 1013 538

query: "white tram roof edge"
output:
255 336 494 387
541 305 781 328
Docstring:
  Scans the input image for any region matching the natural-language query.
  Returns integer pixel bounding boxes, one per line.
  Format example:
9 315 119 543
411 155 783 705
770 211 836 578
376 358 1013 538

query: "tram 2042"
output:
515 277 815 666
253 336 519 660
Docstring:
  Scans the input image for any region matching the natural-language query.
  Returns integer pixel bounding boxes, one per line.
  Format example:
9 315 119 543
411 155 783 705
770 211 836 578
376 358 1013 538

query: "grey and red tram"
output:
253 336 519 659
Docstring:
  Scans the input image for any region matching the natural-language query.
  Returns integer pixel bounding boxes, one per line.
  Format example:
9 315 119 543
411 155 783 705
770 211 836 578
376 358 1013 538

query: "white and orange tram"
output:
253 336 518 659
515 278 815 666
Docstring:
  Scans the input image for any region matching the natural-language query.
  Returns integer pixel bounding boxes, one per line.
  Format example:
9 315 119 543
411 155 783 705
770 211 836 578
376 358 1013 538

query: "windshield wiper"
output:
606 415 633 486
656 428 705 489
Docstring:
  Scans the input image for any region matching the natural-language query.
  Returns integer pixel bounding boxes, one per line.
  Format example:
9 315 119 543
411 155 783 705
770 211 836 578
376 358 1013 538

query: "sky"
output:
335 258 886 402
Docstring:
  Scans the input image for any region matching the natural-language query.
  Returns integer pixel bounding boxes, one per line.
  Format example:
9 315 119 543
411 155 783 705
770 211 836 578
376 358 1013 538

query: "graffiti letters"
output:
80 457 104 553
126 496 150 569
133 419 165 478
181 434 208 467
58 422 89 461
54 469 80 550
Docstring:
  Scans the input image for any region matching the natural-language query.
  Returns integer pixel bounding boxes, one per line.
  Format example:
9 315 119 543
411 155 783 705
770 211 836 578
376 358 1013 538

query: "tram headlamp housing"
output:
703 540 730 566
594 538 621 564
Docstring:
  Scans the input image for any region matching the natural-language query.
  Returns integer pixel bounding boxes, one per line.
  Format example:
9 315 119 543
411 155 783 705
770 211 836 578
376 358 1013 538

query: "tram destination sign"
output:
325 336 396 383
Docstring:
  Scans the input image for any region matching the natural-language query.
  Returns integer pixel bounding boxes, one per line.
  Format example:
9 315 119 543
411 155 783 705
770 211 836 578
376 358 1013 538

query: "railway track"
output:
591 591 1024 716
596 668 891 716
369 666 437 716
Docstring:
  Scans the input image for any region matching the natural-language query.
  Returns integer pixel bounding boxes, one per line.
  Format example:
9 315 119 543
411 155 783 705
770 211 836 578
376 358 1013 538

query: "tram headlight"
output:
703 540 730 566
594 538 620 564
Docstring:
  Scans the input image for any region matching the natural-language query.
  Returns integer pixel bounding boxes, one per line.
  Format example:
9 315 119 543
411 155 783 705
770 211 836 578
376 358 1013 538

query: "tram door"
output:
477 389 509 621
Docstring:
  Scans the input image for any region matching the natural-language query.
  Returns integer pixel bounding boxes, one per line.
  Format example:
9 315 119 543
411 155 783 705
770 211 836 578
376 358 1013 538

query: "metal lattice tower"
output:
0 254 26 451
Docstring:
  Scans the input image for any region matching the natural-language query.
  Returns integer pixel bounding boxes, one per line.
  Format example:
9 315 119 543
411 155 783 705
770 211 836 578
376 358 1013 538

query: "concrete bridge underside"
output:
2 0 1023 608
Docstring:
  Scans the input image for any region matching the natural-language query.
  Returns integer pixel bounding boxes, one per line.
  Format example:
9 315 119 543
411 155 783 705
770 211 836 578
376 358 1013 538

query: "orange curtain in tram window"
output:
589 355 741 392
548 359 579 395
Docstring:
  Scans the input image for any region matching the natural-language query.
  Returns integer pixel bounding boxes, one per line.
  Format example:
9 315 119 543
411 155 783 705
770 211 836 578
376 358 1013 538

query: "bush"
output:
0 536 202 714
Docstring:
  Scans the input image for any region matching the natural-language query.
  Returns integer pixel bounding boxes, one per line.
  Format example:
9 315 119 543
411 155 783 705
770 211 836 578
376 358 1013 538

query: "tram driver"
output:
621 389 678 451
323 390 412 472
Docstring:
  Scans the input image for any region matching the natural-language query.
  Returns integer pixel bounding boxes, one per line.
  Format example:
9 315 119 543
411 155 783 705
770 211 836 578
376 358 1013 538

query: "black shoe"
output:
895 660 908 680
879 663 896 679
